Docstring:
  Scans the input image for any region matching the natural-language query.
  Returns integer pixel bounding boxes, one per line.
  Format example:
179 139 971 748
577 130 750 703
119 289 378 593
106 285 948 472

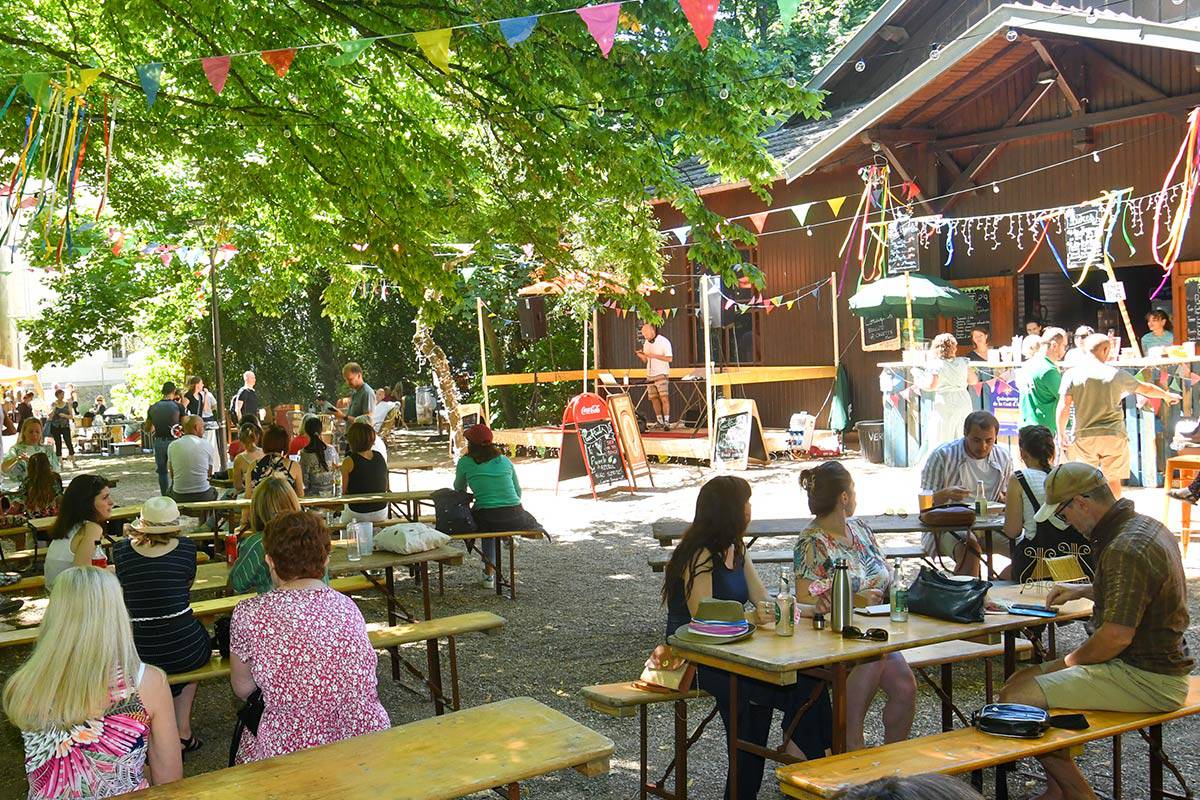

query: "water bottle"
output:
889 558 908 623
830 558 853 633
774 566 794 636
975 479 987 516
347 521 362 562
359 521 374 557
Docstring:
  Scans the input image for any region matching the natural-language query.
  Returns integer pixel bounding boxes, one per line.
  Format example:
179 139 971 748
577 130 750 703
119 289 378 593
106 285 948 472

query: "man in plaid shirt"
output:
1000 462 1192 800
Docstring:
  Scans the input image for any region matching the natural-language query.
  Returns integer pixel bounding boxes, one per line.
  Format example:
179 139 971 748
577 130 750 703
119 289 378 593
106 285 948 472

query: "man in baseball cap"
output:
1002 462 1193 799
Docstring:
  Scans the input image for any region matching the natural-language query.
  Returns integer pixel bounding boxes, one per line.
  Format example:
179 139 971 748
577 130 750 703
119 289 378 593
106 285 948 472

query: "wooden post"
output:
476 297 490 423
830 271 840 369
702 276 715 446
582 315 589 394
592 308 601 375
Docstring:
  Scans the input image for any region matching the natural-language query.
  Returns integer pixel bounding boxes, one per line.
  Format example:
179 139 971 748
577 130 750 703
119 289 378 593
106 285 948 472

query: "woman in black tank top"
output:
341 421 388 522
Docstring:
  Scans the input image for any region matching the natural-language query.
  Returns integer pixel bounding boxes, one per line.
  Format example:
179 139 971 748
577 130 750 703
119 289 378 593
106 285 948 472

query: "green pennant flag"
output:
326 39 373 67
777 0 801 32
22 73 52 109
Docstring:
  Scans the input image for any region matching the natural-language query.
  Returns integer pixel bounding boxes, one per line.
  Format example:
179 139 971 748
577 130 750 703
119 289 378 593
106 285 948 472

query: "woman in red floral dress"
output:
229 511 389 762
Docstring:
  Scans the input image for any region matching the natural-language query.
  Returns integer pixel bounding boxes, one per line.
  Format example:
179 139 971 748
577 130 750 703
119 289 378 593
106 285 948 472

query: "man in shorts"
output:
1001 462 1192 800
1057 333 1179 498
919 411 1013 576
636 323 674 429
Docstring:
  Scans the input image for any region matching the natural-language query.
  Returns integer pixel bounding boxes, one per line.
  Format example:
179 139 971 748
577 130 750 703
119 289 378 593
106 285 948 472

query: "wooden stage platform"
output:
492 426 794 460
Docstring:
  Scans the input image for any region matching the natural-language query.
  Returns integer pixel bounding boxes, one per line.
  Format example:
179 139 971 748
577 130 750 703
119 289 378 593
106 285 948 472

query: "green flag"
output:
777 0 801 32
326 39 372 67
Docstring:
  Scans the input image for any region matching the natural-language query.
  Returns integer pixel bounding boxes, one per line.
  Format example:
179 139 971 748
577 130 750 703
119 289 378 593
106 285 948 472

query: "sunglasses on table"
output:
841 626 889 641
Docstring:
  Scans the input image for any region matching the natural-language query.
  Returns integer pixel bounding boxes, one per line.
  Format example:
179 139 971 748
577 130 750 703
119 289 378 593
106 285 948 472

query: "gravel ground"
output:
1 438 1197 799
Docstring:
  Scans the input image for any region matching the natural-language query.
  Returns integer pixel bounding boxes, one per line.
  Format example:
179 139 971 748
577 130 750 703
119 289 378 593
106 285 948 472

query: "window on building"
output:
689 250 762 367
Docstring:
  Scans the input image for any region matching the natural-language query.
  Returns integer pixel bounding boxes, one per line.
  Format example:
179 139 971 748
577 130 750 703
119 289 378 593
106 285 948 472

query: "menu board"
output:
607 393 652 487
887 215 921 274
1186 276 1200 343
1064 204 1104 272
861 316 902 352
710 398 767 470
579 419 626 487
952 285 992 344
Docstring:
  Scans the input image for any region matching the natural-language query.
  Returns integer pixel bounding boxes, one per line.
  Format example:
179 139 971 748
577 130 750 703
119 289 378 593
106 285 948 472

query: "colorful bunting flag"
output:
724 298 735 310
77 68 103 94
679 0 720 49
577 3 622 58
791 202 813 226
135 63 164 108
827 196 846 216
669 225 691 244
202 56 232 95
460 266 477 282
748 211 769 233
262 49 297 77
22 73 51 109
327 39 372 67
777 0 801 32
499 16 538 46
414 29 452 74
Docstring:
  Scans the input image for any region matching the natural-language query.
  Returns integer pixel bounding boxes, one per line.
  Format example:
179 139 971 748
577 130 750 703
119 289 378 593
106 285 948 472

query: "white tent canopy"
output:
0 364 43 397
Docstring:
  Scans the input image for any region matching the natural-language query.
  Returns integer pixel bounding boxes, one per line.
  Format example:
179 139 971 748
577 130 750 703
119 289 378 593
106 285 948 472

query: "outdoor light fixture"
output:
1006 28 1019 42
786 76 797 88
1093 151 1101 163
855 59 866 72
930 44 941 60
806 228 813 237
654 96 664 107
871 142 882 152
719 86 730 99
992 183 1000 193
535 111 544 121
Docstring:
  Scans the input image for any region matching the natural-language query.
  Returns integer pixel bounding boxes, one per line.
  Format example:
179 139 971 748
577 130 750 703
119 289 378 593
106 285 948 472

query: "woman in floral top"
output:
3 567 182 798
1 418 60 485
793 462 916 751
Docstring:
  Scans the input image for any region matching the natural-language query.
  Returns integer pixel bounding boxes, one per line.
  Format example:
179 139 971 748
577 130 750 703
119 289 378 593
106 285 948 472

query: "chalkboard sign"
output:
1186 277 1200 343
710 398 768 470
579 419 626 487
952 285 991 344
887 215 921 275
862 316 902 352
1064 204 1104 272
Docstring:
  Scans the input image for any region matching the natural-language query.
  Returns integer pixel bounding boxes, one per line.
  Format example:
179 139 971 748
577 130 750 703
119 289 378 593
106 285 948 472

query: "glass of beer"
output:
918 489 934 511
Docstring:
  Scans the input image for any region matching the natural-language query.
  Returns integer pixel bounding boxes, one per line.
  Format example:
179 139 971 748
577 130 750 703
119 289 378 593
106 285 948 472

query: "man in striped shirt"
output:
919 411 1013 576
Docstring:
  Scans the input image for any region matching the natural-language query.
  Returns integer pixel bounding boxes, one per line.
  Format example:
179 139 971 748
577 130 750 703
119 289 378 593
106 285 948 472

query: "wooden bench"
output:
121 697 612 799
776 677 1200 800
647 544 928 573
583 638 1033 800
447 530 547 600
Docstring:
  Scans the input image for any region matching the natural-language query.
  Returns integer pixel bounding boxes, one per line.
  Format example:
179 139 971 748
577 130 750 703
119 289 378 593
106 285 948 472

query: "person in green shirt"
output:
229 476 308 594
1019 326 1067 433
454 424 542 589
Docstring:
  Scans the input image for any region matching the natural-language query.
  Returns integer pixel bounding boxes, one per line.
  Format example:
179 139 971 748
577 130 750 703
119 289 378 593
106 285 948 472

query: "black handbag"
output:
973 703 1089 739
905 566 990 623
431 488 477 534
229 688 265 766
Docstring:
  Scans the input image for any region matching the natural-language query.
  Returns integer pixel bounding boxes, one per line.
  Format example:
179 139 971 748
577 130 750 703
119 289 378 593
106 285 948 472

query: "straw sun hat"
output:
129 496 182 534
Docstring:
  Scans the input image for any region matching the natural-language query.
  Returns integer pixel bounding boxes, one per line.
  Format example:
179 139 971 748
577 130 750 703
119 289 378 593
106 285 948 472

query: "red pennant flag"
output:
111 231 125 256
748 211 769 233
679 0 720 49
159 251 173 267
904 180 921 200
202 56 231 95
262 49 297 78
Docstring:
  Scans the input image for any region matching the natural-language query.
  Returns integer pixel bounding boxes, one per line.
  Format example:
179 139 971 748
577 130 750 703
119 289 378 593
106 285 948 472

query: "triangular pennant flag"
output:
620 10 643 32
577 3 622 58
972 381 984 396
748 212 769 233
22 73 51 109
135 63 164 108
827 196 846 216
111 231 125 257
870 189 882 208
679 0 720 49
785 299 796 309
772 295 783 306
326 39 372 67
160 250 174 267
77 67 103 94
460 266 476 282
724 298 734 310
18 194 39 210
669 225 691 244
902 180 921 201
791 202 813 226
202 56 231 95
261 49 297 78
414 29 452 74
777 0 801 32
499 16 538 47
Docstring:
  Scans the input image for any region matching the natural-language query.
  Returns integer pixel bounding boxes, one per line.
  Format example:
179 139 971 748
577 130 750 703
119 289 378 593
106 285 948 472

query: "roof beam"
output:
1027 38 1086 115
933 50 1043 123
1078 42 1166 101
936 89 1200 150
863 127 937 143
895 44 1029 129
868 140 937 216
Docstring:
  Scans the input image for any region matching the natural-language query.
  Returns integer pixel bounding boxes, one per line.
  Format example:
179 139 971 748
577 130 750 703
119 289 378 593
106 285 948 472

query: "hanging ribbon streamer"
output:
95 96 116 221
1149 107 1199 299
1044 222 1108 303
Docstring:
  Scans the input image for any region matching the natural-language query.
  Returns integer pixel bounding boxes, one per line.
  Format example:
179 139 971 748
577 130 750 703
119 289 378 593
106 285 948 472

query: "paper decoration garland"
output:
135 63 164 108
1149 106 1199 298
326 39 372 67
747 211 769 233
679 0 720 49
201 56 231 95
791 202 812 226
499 16 539 46
261 49 297 78
577 3 622 58
827 196 845 216
414 29 452 74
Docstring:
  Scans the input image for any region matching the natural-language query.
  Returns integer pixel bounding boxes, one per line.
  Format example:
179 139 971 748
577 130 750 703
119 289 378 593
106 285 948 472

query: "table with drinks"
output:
667 581 1093 798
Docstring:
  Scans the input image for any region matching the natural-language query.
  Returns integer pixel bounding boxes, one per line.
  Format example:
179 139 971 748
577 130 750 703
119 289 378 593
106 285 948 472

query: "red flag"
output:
262 49 296 78
111 231 125 257
748 211 769 233
202 56 231 95
904 180 921 200
679 0 719 49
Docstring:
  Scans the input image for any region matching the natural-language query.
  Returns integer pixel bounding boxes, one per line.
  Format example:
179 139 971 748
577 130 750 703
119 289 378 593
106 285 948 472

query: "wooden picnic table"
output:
114 697 612 800
389 459 439 494
666 583 1093 796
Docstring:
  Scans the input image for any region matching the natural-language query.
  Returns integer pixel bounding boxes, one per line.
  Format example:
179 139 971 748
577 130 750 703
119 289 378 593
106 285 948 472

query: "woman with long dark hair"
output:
453 424 541 589
299 416 339 497
661 476 831 799
44 474 117 587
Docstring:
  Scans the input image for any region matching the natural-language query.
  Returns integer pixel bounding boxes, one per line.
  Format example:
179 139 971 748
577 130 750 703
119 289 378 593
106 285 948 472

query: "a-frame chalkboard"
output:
710 398 768 470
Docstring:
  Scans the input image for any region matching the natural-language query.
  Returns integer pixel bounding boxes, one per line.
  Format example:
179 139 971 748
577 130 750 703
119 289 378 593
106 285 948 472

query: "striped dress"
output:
113 539 212 684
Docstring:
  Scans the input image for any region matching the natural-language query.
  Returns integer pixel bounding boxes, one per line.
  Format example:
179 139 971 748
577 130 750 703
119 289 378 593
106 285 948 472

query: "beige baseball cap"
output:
1034 462 1107 523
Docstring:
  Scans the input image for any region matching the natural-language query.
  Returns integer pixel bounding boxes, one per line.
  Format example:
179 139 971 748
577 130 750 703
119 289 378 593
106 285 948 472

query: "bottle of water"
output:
774 566 794 636
830 558 853 633
347 521 362 562
975 479 987 516
890 558 908 623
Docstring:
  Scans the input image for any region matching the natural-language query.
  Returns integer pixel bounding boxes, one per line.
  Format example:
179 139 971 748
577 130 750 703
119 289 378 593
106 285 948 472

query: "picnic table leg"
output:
983 530 996 581
494 539 504 598
674 698 688 800
507 536 516 601
639 705 649 800
505 783 520 800
419 562 445 716
831 663 848 754
940 663 953 732
1148 724 1163 800
1112 734 1122 799
728 672 739 800
386 566 400 681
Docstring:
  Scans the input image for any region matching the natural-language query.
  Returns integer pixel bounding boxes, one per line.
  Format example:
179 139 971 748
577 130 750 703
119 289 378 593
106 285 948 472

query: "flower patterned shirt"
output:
21 666 150 800
230 587 390 763
793 518 892 597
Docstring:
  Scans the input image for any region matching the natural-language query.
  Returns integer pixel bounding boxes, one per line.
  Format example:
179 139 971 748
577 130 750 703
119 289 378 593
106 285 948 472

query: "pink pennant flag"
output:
577 3 622 58
986 378 998 390
679 0 720 49
972 381 983 396
261 49 297 78
202 56 231 95
748 211 769 233
160 251 174 267
724 298 735 310
17 195 38 210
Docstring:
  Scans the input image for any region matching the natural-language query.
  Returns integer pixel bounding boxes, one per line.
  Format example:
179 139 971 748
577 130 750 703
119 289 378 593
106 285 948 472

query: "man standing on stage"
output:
636 323 674 430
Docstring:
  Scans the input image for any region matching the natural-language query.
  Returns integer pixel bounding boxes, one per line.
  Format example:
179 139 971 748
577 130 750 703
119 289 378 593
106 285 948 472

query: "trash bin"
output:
855 420 885 464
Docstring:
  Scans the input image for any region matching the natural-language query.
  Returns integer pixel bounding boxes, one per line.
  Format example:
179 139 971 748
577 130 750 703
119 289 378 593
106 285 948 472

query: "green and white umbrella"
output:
847 273 975 321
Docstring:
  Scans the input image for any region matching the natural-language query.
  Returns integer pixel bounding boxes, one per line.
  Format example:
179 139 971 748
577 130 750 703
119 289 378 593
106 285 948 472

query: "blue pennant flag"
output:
136 63 164 108
499 16 538 46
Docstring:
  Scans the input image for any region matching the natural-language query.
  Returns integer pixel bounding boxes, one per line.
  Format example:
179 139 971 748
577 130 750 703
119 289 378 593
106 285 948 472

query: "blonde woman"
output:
113 497 212 755
229 422 263 496
3 567 182 798
917 333 975 464
229 477 305 595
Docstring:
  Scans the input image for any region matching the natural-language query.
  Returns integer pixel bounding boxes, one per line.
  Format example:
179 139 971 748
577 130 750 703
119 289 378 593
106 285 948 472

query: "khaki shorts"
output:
1034 658 1190 713
1068 435 1130 483
922 529 1011 560
646 375 669 400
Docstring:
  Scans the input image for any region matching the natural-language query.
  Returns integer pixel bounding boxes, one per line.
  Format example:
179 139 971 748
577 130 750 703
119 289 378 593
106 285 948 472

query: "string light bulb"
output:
1086 7 1098 23
806 228 813 237
1006 28 1019 42
595 104 605 117
535 111 544 122
719 86 730 100
669 287 676 295
786 75 797 88
930 44 941 60
1092 151 1101 163
654 96 664 108
854 59 866 72
992 182 1000 193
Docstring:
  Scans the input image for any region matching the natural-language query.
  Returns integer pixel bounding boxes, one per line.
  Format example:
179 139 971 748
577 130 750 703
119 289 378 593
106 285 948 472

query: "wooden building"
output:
597 0 1200 429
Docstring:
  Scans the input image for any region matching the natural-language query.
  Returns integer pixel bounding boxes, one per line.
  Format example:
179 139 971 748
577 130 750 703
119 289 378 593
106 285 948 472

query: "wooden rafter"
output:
1028 38 1086 115
1078 42 1165 101
895 44 1026 129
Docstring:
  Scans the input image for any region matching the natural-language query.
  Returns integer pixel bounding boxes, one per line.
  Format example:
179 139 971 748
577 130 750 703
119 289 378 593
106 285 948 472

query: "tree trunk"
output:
414 300 465 455
481 311 518 427
306 276 339 399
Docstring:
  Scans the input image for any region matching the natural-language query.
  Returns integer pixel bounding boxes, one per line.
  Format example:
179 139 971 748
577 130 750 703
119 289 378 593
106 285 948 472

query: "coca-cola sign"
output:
567 392 610 424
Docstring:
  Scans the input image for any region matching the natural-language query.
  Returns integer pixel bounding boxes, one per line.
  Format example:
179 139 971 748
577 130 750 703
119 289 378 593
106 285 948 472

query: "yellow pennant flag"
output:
78 67 103 94
415 28 452 74
827 196 846 217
